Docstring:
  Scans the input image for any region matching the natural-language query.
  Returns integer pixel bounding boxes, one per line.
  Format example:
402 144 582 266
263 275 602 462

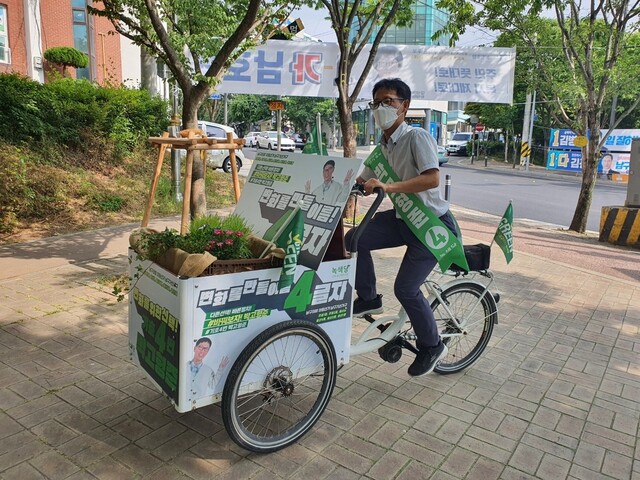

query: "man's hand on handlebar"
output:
360 178 386 195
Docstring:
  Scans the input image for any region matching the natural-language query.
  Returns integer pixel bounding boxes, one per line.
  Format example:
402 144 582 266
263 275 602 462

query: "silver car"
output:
197 121 245 173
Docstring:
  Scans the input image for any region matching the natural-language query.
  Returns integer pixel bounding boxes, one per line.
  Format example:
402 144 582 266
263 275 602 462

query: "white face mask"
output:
373 104 399 130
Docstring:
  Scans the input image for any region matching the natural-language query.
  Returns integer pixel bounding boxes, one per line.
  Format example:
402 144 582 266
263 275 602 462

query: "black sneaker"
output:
353 294 383 316
408 341 448 377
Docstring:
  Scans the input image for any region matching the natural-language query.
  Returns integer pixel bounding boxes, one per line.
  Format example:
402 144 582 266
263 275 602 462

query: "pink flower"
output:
217 242 224 247
225 229 234 235
235 231 244 237
225 239 234 245
214 229 222 235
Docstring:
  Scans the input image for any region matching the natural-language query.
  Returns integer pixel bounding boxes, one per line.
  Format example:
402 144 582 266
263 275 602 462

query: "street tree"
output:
437 0 640 233
89 0 302 217
319 0 414 158
224 94 273 130
283 97 336 134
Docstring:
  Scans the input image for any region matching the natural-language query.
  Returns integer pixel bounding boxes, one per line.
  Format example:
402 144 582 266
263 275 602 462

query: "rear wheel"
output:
222 156 242 173
430 282 497 374
222 320 337 453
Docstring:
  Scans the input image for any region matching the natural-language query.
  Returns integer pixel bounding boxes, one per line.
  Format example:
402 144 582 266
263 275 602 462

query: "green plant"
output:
183 214 253 260
133 214 254 262
44 47 89 76
92 193 125 212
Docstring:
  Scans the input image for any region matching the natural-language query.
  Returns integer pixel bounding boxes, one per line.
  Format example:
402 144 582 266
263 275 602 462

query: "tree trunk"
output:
182 93 208 219
569 119 600 233
338 98 358 220
504 131 510 163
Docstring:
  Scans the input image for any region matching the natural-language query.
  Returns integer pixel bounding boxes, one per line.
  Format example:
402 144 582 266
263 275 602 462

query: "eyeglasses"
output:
368 97 405 110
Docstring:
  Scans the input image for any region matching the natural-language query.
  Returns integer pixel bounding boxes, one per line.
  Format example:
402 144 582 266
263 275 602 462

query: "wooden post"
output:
181 147 194 235
227 132 241 203
141 131 169 227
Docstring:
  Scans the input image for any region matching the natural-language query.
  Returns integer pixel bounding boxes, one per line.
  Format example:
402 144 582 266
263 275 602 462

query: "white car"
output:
446 132 473 156
256 131 295 151
243 131 261 148
197 121 245 173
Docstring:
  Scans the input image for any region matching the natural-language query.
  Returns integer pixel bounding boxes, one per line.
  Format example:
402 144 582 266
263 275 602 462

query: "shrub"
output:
0 74 49 144
44 47 89 75
0 73 170 162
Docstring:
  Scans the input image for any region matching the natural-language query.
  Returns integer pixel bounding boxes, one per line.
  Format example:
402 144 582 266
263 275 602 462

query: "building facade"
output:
350 0 452 146
0 0 122 84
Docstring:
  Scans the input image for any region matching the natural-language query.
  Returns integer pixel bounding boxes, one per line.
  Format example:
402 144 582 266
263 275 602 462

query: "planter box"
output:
128 250 355 413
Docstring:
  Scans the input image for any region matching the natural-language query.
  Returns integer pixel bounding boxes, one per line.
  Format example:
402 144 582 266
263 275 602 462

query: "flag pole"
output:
258 203 303 258
316 112 322 156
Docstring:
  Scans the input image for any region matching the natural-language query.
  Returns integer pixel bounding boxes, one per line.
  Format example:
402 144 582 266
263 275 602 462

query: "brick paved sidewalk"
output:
1 221 639 479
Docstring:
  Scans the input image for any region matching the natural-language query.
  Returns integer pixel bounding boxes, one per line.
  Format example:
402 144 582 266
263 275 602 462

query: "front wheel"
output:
222 320 337 453
431 282 497 374
222 156 242 173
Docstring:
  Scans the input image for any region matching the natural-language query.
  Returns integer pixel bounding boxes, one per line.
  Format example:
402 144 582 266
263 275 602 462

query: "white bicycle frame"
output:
349 271 495 357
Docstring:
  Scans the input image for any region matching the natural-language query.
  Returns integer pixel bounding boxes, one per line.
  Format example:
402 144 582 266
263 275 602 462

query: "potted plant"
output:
129 214 283 277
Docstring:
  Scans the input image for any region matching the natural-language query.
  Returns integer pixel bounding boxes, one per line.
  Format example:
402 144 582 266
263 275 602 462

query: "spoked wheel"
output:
431 282 497 374
221 320 337 453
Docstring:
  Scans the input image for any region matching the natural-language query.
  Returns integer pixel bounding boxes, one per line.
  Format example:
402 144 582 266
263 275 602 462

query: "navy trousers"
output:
345 208 459 349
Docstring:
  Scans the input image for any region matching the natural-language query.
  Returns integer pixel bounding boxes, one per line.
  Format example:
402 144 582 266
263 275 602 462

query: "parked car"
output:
256 131 295 151
243 131 261 148
437 145 448 165
446 132 473 156
197 121 245 173
288 133 306 150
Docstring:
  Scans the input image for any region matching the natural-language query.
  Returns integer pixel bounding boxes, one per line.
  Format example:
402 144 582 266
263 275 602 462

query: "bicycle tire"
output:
431 282 497 374
221 320 337 453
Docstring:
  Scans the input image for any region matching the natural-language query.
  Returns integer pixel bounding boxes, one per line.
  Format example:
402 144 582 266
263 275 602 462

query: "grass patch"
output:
0 140 245 244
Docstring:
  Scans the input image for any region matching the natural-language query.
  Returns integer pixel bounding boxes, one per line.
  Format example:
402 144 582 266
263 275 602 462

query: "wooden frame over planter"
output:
144 128 245 235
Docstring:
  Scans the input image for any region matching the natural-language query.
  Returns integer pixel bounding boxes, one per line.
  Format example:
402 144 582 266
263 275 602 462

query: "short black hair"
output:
195 337 212 347
323 160 335 169
372 78 411 103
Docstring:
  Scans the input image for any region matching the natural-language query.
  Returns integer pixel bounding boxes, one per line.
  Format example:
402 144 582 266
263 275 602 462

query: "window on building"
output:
72 0 90 79
0 4 10 64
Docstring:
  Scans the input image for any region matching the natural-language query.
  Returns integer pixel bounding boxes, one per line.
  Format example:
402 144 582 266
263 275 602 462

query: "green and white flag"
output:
274 208 305 289
302 125 328 155
364 147 469 273
493 202 513 264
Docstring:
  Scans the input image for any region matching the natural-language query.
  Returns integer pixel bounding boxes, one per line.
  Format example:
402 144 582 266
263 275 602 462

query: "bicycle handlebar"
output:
348 187 385 253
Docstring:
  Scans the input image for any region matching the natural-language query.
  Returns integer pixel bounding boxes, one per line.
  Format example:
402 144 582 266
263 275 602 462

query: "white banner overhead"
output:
215 40 339 98
214 40 516 104
350 44 516 105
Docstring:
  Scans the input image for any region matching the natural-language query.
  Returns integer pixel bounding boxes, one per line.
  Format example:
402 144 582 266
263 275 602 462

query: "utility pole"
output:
527 90 536 170
520 92 533 171
224 94 228 125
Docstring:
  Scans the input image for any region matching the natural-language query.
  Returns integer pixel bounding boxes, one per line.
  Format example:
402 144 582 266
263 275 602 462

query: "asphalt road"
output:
440 158 628 233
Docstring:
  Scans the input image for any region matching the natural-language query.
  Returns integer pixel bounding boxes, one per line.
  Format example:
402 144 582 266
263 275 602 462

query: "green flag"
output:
274 208 305 289
493 202 514 264
302 125 328 155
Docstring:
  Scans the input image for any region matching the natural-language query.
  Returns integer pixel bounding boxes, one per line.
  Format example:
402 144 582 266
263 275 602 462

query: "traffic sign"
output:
475 123 485 132
267 100 285 111
210 93 222 100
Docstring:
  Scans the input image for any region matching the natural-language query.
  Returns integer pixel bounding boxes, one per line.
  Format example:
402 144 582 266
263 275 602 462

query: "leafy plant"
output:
183 214 253 259
44 47 89 76
133 214 254 262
